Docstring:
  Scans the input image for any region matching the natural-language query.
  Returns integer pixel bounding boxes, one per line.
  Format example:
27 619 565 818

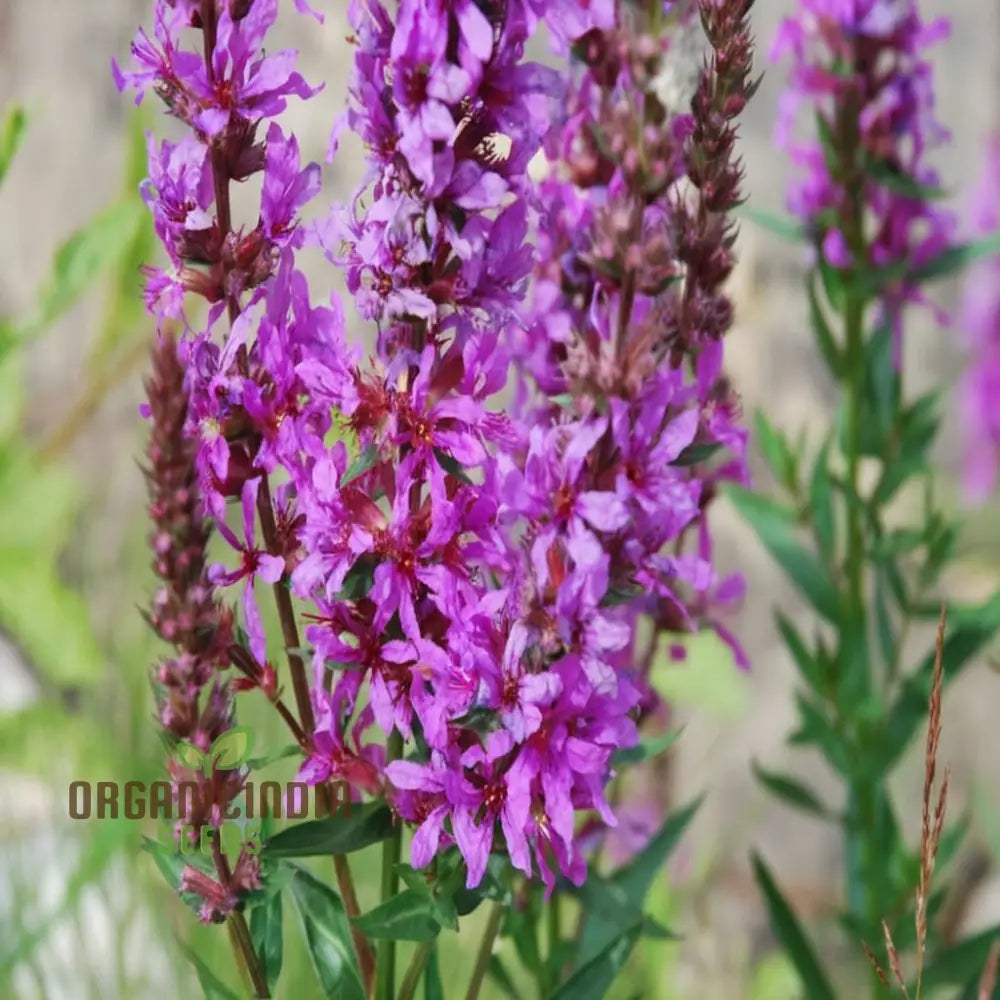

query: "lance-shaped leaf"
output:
352 889 442 942
577 797 701 964
547 922 642 1000
724 486 840 623
0 105 26 188
752 852 836 1000
250 891 284 992
176 939 240 1000
920 922 1000 991
340 443 379 486
752 760 835 820
289 866 366 1000
264 802 395 858
876 591 1000 769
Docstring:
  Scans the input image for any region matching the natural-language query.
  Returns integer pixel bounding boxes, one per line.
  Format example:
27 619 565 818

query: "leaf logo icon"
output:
176 727 254 777
205 727 254 776
176 741 207 772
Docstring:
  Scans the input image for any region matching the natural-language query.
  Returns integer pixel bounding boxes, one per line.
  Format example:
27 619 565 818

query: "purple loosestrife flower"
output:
116 0 321 330
512 0 751 652
114 0 320 136
120 0 326 923
498 0 754 871
959 134 1000 503
772 0 954 355
298 0 673 891
124 0 754 901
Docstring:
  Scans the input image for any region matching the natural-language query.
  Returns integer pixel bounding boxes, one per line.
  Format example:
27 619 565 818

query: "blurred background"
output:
1 1 999 997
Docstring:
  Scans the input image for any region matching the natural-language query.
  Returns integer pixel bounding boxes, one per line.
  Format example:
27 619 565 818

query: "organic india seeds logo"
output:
67 726 350 860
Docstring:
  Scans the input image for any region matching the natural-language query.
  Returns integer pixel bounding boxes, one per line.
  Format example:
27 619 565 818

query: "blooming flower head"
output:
772 0 955 354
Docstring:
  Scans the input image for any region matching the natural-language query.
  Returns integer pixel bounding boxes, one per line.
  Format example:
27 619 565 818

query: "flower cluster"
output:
120 0 326 924
114 0 322 321
959 134 1000 503
511 0 751 658
772 0 954 356
119 0 753 902
302 0 644 891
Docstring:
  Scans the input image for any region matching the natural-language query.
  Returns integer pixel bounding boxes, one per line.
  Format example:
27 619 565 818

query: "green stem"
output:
374 730 404 1000
464 902 505 1000
843 287 884 999
546 892 561 990
843 291 866 619
213 842 269 997
229 910 270 998
397 942 434 1000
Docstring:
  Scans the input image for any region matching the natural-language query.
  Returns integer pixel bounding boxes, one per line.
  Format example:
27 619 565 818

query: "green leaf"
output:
578 797 701 964
874 570 896 672
751 853 837 1000
20 199 146 340
672 441 723 467
788 694 849 775
724 486 840 623
877 591 1000 769
872 454 927 506
807 274 842 377
142 836 186 891
732 203 805 242
250 890 284 992
864 155 946 201
752 761 834 819
288 866 366 1000
207 726 254 774
776 613 823 691
450 854 510 915
352 889 442 942
754 410 797 492
341 443 379 486
919 922 1000 990
434 448 474 484
857 323 899 457
394 864 432 895
547 923 642 1000
611 729 682 768
176 940 240 1000
265 802 395 858
247 742 303 771
574 874 676 947
809 440 835 564
0 105 26 188
908 231 1000 284
600 582 643 607
338 556 377 601
487 956 521 1000
818 254 846 313
614 797 701 905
